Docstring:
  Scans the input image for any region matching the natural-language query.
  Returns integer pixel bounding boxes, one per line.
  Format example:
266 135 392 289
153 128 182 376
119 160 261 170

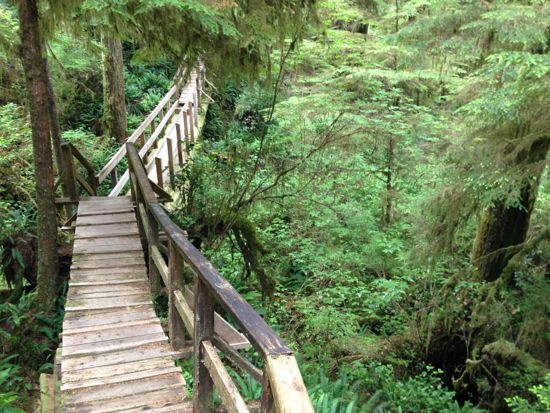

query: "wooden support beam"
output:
176 123 184 165
212 336 262 383
265 354 314 413
193 278 214 413
167 137 175 187
168 243 186 348
202 340 250 413
151 244 169 286
188 105 194 143
61 143 78 200
174 290 194 340
155 157 163 189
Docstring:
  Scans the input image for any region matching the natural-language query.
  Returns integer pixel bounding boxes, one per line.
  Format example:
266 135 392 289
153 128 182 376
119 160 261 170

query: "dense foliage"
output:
0 0 548 411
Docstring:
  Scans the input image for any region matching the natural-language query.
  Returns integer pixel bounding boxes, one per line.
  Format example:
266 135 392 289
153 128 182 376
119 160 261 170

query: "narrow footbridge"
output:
52 67 314 412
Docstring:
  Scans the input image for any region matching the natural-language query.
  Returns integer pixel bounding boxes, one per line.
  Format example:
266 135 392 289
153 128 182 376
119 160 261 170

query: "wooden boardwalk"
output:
60 197 191 412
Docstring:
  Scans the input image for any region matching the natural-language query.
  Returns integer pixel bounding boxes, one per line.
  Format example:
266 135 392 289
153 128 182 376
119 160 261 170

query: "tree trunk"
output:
382 135 394 227
102 33 127 143
45 58 64 175
16 0 59 311
472 136 550 282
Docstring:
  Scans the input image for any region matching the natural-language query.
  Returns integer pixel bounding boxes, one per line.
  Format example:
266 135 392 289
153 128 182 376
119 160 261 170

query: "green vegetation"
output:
1 0 549 411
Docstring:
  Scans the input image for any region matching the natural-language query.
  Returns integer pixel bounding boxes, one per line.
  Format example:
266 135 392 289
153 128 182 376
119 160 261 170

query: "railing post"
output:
148 213 161 295
110 169 118 189
61 143 78 201
193 277 214 413
155 157 163 189
193 93 199 127
176 123 184 165
188 105 195 143
167 137 175 187
168 241 185 349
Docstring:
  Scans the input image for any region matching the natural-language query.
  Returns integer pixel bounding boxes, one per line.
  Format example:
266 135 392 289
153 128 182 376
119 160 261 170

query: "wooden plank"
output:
77 207 135 217
61 366 181 391
116 401 193 413
68 289 148 300
193 277 214 413
77 213 136 225
61 345 178 372
62 317 158 336
73 234 140 245
184 287 250 349
174 290 194 339
39 373 56 413
168 243 185 348
63 307 157 330
96 85 177 184
75 223 139 238
151 245 169 286
65 298 152 312
71 243 143 255
69 273 147 284
62 332 168 357
62 356 176 383
63 323 163 347
64 374 183 405
70 265 146 276
63 386 185 413
212 336 262 383
265 354 314 413
71 261 145 271
202 340 250 413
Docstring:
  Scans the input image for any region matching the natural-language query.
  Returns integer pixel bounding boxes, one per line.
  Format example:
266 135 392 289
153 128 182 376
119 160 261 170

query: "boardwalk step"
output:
61 197 188 410
64 386 187 413
61 366 181 391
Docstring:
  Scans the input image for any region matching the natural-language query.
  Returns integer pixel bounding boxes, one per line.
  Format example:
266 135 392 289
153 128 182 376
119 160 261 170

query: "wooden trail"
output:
60 197 192 412
50 65 314 413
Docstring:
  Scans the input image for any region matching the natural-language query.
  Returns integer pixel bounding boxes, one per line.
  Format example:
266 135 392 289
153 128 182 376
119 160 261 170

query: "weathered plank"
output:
62 323 163 347
62 332 169 357
202 340 250 413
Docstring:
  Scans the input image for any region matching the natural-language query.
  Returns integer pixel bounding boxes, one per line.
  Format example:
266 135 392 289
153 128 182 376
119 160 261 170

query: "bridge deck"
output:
60 197 192 412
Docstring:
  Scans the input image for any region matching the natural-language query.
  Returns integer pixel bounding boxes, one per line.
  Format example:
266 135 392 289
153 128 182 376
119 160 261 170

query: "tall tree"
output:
16 0 59 310
101 32 127 143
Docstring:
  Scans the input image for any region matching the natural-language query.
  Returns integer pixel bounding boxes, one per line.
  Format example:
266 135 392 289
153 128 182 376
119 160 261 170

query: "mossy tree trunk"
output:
102 33 127 144
45 58 64 175
16 0 59 311
472 136 549 282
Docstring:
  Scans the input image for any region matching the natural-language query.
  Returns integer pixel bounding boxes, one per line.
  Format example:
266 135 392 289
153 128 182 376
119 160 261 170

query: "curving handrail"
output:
126 142 314 413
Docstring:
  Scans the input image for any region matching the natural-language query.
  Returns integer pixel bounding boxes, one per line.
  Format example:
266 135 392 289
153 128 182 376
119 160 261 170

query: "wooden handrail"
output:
126 142 314 413
96 85 178 184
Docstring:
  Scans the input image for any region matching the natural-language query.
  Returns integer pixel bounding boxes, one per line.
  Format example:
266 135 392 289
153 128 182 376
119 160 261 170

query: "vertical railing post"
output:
183 107 190 144
188 105 195 143
155 157 164 189
167 137 175 187
148 213 161 295
193 277 214 413
168 241 185 348
196 75 201 108
176 123 184 165
61 143 78 201
110 169 118 190
193 93 199 127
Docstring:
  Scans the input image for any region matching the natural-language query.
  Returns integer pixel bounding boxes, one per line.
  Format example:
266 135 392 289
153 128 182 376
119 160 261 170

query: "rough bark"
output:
472 136 550 282
382 135 394 227
16 0 59 310
45 58 64 175
101 33 127 143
